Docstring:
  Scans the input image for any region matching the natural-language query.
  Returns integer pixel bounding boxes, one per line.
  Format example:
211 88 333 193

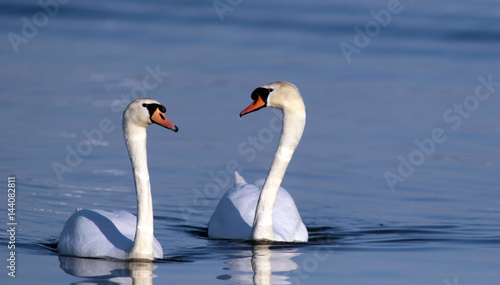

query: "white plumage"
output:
208 81 308 242
58 98 178 260
208 174 308 242
58 209 163 259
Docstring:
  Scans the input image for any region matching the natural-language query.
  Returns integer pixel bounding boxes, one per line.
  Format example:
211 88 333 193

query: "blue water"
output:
1 0 499 284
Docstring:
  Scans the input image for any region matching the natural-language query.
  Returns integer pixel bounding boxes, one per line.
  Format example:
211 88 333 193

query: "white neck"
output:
251 100 306 241
124 123 155 260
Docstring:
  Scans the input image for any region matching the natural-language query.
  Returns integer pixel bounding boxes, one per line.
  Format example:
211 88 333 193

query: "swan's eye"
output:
251 87 272 102
143 103 166 118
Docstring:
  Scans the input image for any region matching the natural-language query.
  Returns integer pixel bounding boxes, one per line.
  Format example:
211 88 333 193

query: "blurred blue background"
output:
1 0 499 284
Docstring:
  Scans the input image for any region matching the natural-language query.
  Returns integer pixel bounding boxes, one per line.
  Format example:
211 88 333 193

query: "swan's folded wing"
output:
234 171 247 185
208 183 260 240
272 187 308 242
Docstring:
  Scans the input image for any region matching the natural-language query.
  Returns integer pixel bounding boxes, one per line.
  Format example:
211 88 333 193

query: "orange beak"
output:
240 95 267 117
151 108 178 132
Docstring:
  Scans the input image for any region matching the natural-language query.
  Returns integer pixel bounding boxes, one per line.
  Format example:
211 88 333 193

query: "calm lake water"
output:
1 0 499 284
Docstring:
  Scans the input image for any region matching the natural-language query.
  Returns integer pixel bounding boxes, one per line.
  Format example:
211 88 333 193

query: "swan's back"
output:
58 209 163 259
208 177 308 242
270 185 308 242
208 183 260 240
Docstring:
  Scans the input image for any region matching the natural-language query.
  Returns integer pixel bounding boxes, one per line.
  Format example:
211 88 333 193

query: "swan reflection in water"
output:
59 255 156 285
219 245 301 285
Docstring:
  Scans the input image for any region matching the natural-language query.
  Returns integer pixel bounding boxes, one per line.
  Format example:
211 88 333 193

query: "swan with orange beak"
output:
209 81 308 242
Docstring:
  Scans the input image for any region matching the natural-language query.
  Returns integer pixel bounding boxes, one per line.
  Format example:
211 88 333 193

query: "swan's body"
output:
208 173 307 241
57 209 163 259
208 81 308 242
58 98 178 260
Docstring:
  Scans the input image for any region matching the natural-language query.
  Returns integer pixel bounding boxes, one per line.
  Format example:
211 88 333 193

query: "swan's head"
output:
240 81 302 117
123 98 178 132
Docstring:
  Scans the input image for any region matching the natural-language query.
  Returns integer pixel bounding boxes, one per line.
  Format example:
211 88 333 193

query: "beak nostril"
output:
160 113 165 120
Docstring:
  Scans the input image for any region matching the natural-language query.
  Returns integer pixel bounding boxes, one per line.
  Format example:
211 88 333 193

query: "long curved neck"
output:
252 101 306 241
123 122 155 260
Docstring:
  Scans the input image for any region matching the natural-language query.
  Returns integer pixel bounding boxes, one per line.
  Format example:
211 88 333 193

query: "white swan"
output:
58 98 178 260
208 81 308 242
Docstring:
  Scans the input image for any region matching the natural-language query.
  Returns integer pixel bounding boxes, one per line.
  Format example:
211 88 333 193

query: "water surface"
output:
1 0 499 284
